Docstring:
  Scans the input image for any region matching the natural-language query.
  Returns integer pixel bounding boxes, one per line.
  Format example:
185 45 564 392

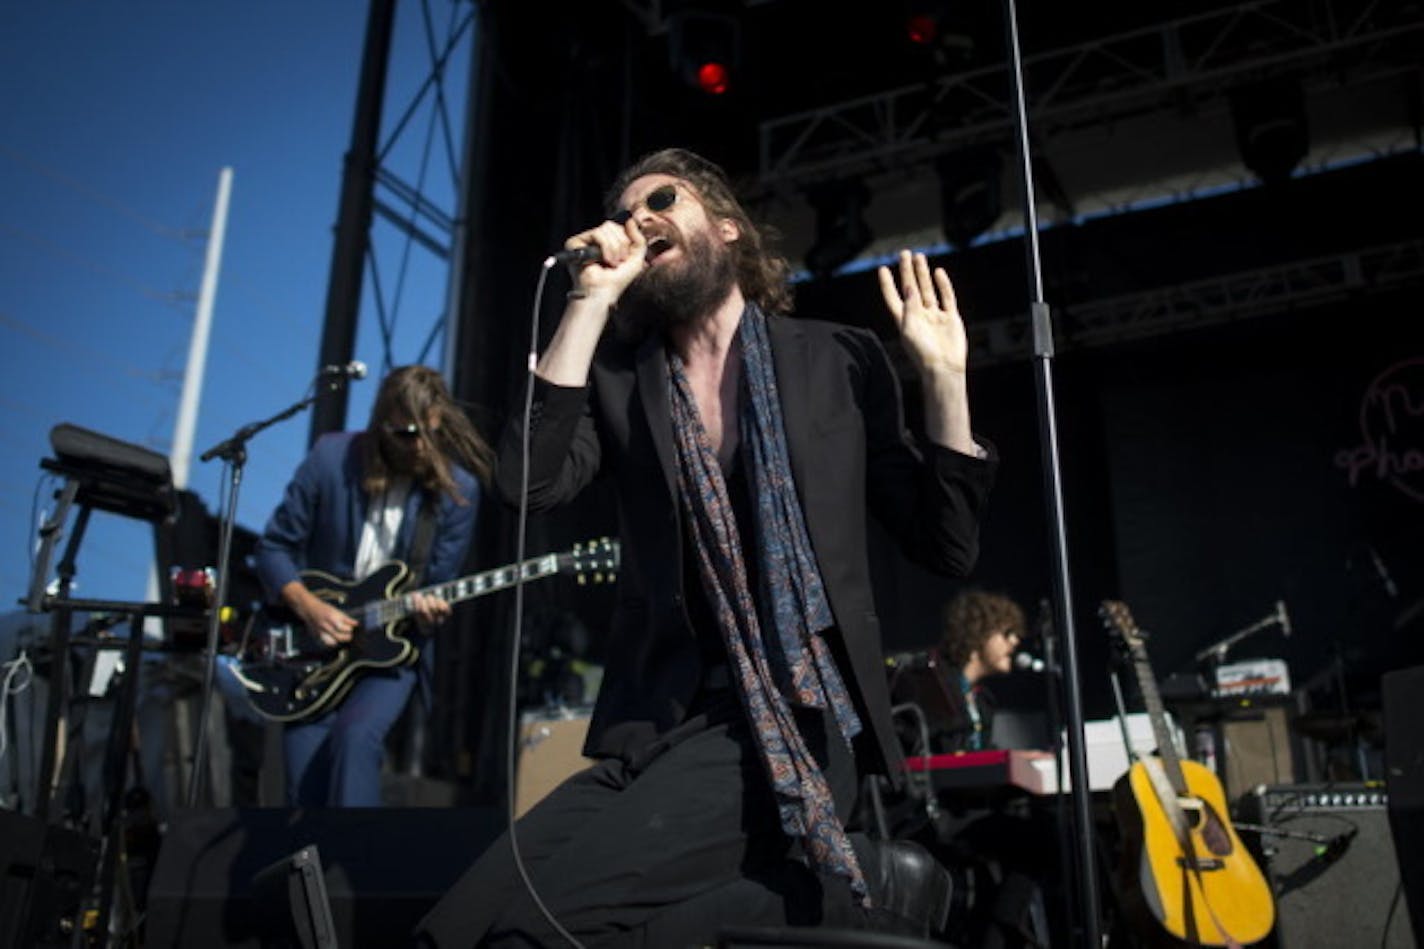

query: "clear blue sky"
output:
1 3 468 609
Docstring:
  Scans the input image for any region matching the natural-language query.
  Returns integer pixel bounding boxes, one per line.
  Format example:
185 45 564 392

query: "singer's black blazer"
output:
496 314 996 778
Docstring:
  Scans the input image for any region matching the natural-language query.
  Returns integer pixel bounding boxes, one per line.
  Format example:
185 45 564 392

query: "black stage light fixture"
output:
803 179 873 279
667 6 741 96
935 146 1004 251
1231 77 1309 187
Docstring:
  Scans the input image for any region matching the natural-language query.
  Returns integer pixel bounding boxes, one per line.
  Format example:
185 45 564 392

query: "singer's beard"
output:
616 228 738 339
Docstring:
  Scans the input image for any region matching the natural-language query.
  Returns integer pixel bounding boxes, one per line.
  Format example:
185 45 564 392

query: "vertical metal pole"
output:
440 9 484 384
171 167 232 491
310 0 398 444
146 167 233 633
1000 0 1104 944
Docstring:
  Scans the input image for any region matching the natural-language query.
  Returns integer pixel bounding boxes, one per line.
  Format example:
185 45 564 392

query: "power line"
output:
1 223 192 313
0 144 188 242
0 310 178 390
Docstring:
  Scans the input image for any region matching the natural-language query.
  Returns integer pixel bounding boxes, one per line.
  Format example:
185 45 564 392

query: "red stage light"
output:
697 61 731 95
906 13 938 45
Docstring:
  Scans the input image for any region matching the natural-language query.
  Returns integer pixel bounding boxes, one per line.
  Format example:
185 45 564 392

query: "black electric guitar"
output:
1101 600 1275 947
231 537 619 723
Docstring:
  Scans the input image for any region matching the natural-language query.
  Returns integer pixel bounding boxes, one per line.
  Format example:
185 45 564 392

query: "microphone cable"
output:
501 259 586 949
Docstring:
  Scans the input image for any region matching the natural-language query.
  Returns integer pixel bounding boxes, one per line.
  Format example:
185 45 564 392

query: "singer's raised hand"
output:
877 249 968 378
877 249 976 454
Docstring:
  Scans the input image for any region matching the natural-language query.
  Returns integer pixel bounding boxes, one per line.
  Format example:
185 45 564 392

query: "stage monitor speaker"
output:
1383 664 1424 941
250 844 338 949
1243 784 1415 949
145 807 502 948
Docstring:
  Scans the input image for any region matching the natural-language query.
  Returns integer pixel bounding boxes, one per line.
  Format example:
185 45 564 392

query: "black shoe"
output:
865 839 954 937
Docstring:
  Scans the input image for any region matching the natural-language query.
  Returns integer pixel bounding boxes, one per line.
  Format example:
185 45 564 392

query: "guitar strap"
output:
405 493 440 589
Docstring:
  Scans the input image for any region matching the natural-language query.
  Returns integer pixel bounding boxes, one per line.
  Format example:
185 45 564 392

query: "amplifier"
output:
1242 783 1414 948
1252 783 1390 812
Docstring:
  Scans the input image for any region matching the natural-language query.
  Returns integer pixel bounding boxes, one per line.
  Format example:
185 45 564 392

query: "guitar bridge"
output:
1175 856 1225 871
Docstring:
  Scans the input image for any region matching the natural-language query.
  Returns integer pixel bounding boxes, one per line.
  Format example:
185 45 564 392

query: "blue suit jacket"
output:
254 431 480 599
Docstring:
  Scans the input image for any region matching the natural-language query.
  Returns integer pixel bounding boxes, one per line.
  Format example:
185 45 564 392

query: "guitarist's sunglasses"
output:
382 423 424 441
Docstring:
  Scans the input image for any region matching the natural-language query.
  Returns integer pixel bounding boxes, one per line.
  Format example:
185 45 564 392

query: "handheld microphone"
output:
546 209 634 266
550 246 603 266
320 360 367 380
1014 651 1046 673
1275 599 1292 637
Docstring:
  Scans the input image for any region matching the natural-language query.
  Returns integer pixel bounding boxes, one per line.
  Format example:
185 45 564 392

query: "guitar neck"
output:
1130 649 1187 792
375 553 561 624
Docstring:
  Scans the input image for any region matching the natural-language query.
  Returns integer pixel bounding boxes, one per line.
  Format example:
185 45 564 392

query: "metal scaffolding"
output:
757 0 1422 192
968 238 1424 366
310 0 477 441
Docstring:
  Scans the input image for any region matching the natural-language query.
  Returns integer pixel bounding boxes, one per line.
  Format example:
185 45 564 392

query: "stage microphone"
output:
545 209 634 267
320 360 367 380
1014 651 1046 673
1275 599 1292 638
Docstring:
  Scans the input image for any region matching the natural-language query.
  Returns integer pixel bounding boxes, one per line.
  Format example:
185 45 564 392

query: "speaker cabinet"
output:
145 807 502 948
1220 705 1295 801
1243 784 1415 948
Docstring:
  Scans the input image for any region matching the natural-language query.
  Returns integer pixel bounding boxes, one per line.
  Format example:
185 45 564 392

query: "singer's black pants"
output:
415 699 880 948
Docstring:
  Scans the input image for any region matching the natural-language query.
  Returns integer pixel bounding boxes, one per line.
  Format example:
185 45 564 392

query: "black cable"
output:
1381 880 1403 949
502 260 585 949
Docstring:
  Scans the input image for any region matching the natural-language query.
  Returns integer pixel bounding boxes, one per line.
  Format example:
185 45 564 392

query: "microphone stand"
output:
185 375 346 807
999 1 1102 945
1193 603 1288 666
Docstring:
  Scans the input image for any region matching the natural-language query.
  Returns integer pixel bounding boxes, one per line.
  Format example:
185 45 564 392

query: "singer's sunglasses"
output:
616 184 679 220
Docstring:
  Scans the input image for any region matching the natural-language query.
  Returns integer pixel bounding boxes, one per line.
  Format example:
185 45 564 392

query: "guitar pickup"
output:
1174 856 1225 871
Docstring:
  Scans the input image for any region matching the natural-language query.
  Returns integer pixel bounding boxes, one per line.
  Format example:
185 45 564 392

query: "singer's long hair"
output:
605 148 794 316
361 364 493 504
940 590 1026 669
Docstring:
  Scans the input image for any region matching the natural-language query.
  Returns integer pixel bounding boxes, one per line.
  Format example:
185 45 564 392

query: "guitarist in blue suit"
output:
254 364 492 806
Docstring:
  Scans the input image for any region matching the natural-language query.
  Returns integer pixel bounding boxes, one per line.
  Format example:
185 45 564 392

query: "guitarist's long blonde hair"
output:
362 365 493 504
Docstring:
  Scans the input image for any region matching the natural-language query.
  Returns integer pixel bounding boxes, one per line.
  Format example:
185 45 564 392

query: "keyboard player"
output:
887 589 1060 948
889 589 1025 756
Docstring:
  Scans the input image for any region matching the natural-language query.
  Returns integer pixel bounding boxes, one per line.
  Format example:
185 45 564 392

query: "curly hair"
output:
939 589 1026 669
604 148 794 316
361 364 493 504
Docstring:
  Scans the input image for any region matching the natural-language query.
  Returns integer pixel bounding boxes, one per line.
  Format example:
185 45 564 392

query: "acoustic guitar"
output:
231 537 619 723
1101 599 1275 947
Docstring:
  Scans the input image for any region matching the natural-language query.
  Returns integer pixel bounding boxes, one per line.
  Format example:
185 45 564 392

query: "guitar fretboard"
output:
367 554 560 625
1129 647 1188 794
